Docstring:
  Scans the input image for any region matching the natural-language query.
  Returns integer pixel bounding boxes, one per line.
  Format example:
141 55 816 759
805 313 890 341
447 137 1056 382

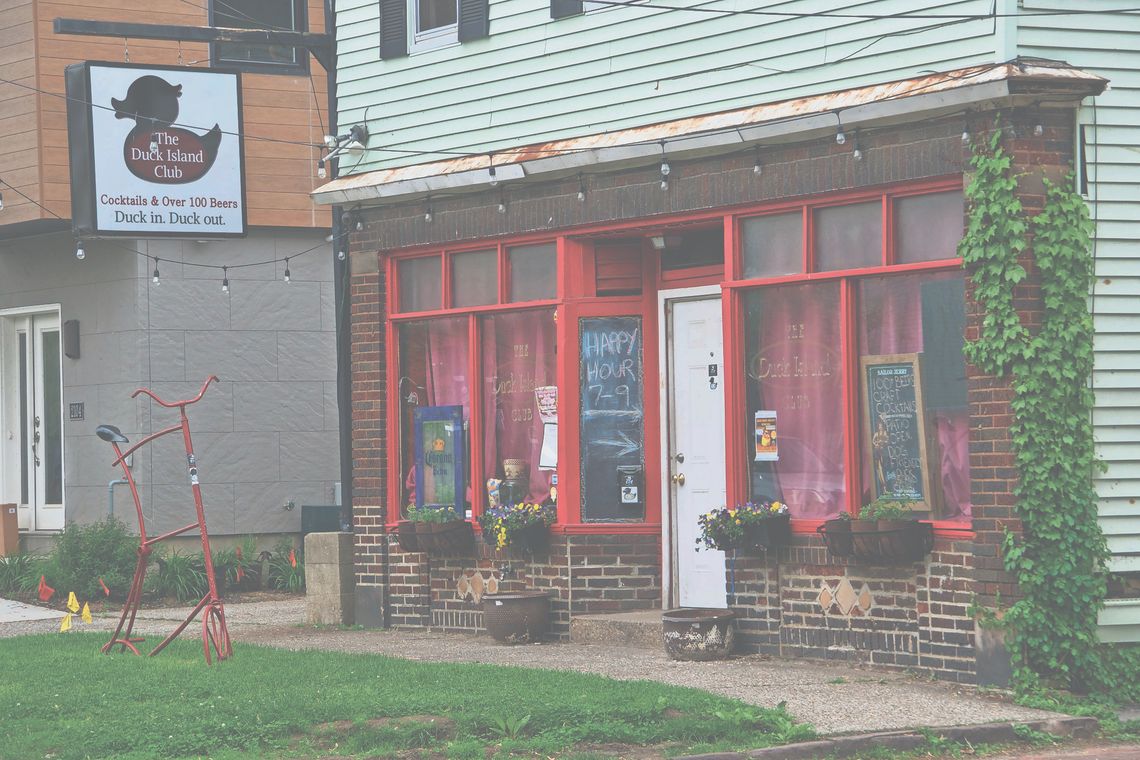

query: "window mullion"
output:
840 278 859 514
468 312 483 518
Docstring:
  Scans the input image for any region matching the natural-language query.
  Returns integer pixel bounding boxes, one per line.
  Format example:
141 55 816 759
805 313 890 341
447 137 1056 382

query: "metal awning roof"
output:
312 59 1106 208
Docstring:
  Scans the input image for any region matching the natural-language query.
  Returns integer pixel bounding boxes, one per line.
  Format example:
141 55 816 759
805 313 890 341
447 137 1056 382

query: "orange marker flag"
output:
66 591 80 613
235 548 244 581
37 575 55 602
99 577 110 596
80 603 93 624
289 548 297 568
59 614 72 632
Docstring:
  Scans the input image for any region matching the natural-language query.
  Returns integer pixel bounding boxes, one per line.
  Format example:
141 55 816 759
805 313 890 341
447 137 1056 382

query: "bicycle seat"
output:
96 424 129 444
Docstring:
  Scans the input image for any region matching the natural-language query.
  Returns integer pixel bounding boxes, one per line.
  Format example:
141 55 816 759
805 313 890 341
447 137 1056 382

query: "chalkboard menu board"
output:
860 353 932 506
580 316 645 522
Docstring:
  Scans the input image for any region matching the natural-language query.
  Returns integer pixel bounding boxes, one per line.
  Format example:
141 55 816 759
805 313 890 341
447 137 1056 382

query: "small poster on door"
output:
754 410 778 461
535 385 558 424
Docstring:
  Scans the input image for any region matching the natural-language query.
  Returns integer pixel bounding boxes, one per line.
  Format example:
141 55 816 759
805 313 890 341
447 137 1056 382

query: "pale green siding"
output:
336 0 1000 173
1020 1 1140 578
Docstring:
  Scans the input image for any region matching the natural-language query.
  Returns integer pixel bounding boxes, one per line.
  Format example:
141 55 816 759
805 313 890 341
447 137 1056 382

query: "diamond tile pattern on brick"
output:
858 583 875 612
817 583 834 611
834 578 858 615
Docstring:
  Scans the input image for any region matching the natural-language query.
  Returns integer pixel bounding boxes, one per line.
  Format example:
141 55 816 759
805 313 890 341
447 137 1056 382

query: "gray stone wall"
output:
0 229 340 536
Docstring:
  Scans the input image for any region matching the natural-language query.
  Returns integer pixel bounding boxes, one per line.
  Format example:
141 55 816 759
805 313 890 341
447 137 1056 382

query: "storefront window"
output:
480 310 557 505
741 212 802 279
814 201 882 271
509 243 556 302
858 272 970 522
397 317 470 514
895 191 964 264
398 255 442 312
744 282 846 518
452 249 497 307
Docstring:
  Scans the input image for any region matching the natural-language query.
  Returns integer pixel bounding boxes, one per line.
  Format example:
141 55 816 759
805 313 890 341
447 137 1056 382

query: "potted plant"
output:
695 501 790 553
818 510 854 556
407 505 474 555
846 498 932 562
477 501 556 554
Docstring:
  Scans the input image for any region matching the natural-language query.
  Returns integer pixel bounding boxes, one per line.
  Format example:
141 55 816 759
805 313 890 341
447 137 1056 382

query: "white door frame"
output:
658 284 723 609
0 304 65 532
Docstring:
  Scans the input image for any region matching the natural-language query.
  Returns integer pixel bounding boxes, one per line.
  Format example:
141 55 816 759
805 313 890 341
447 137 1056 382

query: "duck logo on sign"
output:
112 75 222 184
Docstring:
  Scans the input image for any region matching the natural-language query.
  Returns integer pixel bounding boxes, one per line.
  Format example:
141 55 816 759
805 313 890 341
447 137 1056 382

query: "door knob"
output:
671 472 686 486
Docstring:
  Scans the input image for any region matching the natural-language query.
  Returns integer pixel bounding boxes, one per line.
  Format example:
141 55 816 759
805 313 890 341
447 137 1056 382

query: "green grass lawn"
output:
0 633 814 759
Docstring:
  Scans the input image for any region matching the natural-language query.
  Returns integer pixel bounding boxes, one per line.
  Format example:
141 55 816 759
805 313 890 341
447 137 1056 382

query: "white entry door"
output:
668 296 727 608
1 312 65 531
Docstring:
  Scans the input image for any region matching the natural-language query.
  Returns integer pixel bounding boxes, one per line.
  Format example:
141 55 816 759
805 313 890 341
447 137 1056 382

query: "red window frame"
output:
382 176 971 538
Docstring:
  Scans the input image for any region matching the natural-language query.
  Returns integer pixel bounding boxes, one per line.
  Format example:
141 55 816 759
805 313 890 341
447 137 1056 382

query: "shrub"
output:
267 538 305 592
52 517 138 600
148 549 208 603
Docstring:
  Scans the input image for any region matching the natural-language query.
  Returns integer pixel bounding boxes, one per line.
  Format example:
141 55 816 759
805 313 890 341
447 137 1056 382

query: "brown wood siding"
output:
0 0 42 225
1 0 329 232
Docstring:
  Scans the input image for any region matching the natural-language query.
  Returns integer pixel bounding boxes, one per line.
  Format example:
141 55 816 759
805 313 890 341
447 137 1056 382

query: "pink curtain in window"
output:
752 283 846 519
399 318 471 508
859 275 971 522
481 311 556 502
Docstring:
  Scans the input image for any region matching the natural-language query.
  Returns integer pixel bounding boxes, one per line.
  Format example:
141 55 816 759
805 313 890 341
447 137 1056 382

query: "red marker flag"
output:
235 548 244 581
99 577 110 596
37 575 55 602
289 548 297 568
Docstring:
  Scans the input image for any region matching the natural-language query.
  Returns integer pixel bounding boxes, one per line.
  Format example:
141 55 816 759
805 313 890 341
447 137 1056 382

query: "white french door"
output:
1 311 65 531
667 295 727 609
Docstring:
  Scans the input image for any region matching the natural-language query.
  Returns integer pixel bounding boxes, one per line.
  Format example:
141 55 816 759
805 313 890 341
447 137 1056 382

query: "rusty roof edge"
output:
313 60 1104 207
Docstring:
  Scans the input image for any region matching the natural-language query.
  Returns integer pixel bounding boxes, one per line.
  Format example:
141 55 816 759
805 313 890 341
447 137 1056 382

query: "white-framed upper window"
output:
410 0 459 52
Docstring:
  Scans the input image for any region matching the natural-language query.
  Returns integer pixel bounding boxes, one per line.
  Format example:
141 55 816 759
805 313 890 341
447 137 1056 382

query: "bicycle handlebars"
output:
131 375 219 408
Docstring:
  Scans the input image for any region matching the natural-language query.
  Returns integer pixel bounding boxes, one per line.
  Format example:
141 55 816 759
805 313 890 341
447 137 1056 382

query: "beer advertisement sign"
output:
66 62 246 238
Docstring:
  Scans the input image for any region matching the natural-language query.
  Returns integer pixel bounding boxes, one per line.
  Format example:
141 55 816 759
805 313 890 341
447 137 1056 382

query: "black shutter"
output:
457 0 490 42
551 0 583 18
379 0 408 59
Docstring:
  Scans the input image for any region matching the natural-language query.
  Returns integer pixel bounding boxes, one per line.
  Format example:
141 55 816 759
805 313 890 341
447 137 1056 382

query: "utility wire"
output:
583 1 1140 20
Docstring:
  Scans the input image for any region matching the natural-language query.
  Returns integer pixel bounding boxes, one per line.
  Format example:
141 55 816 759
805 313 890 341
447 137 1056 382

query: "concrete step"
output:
570 609 663 650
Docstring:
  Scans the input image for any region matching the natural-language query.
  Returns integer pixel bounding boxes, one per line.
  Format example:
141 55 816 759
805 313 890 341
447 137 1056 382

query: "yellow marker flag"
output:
80 603 92 624
59 614 72 632
66 591 79 613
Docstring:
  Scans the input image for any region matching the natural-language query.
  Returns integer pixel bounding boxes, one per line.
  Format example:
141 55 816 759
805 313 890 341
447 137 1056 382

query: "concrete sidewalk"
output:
1 595 1061 736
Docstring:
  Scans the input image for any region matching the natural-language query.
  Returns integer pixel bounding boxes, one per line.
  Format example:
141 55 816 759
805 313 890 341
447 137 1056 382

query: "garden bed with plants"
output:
0 518 306 612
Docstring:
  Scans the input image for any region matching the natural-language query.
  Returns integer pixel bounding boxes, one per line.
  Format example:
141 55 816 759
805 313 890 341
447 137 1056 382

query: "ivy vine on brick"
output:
960 127 1108 694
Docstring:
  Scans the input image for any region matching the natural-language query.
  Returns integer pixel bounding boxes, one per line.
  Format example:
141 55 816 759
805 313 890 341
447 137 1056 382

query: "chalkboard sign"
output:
580 316 645 522
860 353 932 507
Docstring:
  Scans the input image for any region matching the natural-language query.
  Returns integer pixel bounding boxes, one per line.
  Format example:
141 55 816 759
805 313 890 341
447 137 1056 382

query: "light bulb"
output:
283 258 291 283
149 133 159 153
221 267 229 294
577 189 586 202
488 165 498 186
75 243 85 260
337 250 346 261
836 129 846 145
497 202 507 214
753 161 763 175
1034 124 1044 137
660 159 670 177
152 258 160 285
852 147 863 161
424 209 433 222
317 159 326 179
660 178 669 191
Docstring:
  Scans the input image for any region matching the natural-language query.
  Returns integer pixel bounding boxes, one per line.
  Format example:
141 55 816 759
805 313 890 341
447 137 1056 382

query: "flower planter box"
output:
396 520 421 552
414 520 475 555
819 520 933 564
741 514 791 550
482 590 550 644
662 608 736 661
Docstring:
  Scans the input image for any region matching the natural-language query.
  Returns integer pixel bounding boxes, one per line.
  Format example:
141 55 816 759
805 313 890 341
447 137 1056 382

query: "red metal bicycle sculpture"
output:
95 375 231 664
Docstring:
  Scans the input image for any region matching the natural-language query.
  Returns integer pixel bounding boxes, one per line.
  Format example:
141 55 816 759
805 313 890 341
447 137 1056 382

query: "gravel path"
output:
2 596 1061 735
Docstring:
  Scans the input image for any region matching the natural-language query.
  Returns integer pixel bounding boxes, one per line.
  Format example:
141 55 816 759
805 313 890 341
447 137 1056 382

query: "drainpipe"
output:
108 478 129 518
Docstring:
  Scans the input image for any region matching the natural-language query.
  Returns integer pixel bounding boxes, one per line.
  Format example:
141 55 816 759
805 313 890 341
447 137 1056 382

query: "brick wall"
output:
343 105 1075 679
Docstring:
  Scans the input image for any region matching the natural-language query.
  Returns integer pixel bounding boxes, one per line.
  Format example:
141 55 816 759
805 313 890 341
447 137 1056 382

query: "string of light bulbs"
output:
0 174 343 295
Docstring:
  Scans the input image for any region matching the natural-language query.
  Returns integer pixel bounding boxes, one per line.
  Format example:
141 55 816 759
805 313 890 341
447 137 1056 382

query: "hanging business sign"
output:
65 61 246 238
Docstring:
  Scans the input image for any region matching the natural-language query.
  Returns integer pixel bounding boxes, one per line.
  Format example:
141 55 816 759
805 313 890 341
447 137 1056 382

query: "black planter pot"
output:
416 520 475 555
482 591 551 644
819 519 854 556
741 514 791 550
